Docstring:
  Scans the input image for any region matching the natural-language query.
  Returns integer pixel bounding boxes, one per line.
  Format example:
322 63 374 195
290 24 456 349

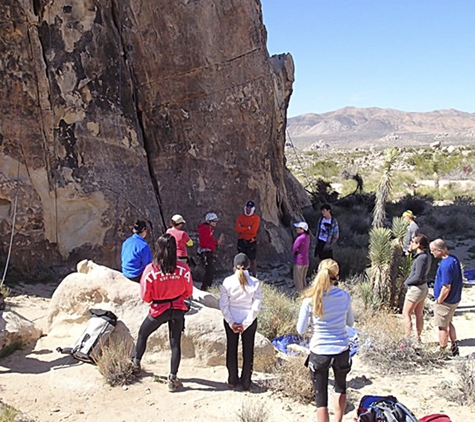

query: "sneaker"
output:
131 358 141 374
168 374 183 392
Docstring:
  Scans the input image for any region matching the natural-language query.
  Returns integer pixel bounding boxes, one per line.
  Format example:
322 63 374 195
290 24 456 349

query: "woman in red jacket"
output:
133 234 193 392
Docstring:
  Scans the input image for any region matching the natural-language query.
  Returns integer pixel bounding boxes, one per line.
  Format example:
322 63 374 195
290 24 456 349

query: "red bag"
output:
419 415 452 422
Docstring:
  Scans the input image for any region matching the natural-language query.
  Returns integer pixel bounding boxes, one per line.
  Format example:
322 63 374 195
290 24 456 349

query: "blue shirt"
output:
121 234 152 279
434 254 463 304
296 287 354 355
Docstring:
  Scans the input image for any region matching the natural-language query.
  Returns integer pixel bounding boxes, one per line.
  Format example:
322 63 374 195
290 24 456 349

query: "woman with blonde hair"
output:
297 259 354 422
219 253 262 391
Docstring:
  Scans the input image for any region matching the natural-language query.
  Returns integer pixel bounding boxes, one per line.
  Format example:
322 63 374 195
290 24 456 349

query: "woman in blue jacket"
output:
297 259 354 422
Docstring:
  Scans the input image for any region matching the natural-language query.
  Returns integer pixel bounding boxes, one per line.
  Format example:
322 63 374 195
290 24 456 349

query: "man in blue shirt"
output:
430 238 462 356
121 220 152 282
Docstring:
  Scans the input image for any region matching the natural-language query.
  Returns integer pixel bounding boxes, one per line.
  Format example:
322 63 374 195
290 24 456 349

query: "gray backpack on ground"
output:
56 309 118 364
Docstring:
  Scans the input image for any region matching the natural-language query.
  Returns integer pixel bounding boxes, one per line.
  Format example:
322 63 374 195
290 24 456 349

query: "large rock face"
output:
0 0 310 280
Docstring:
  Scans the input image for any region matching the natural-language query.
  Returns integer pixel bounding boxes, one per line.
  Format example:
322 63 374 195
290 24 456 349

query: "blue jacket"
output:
121 234 152 279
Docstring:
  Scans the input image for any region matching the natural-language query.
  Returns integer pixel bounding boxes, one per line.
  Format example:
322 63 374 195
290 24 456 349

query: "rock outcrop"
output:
47 260 276 371
0 0 309 280
0 310 43 350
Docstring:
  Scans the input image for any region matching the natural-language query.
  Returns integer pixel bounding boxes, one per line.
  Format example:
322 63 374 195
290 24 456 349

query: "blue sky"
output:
260 0 475 117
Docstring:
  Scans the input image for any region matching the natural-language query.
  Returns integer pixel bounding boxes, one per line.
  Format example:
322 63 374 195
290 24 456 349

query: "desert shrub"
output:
334 246 368 279
0 285 11 299
358 311 446 374
439 356 475 406
94 335 136 386
0 341 24 359
397 195 431 217
431 210 473 235
236 400 269 422
259 283 299 340
0 404 17 422
265 356 314 404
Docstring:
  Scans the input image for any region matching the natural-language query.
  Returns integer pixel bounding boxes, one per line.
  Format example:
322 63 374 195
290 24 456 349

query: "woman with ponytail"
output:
297 259 354 422
219 253 262 391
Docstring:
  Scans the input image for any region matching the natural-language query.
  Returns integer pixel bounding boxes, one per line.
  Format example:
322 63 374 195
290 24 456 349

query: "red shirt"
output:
197 222 218 252
166 228 192 258
140 262 193 318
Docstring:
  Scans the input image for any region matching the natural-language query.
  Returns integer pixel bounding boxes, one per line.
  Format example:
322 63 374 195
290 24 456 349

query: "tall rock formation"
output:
0 0 309 280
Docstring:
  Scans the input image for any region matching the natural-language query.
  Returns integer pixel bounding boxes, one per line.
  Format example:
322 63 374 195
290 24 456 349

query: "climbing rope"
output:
285 128 314 189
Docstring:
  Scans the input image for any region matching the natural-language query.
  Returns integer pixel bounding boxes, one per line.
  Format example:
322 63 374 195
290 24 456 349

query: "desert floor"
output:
1 266 475 422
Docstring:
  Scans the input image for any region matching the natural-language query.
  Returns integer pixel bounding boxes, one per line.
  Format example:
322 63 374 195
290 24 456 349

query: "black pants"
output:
237 239 257 260
315 240 333 260
200 251 215 291
223 318 257 389
308 349 351 408
135 309 185 375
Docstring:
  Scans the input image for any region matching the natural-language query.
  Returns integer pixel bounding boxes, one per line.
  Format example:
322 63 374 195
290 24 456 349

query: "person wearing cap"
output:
166 214 193 264
235 200 261 277
220 253 262 391
315 204 339 261
292 222 311 292
197 212 225 291
121 219 152 282
402 210 419 255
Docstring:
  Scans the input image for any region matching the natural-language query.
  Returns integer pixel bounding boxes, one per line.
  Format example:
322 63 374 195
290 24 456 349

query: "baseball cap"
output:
246 200 255 208
171 214 186 224
294 222 309 231
205 212 219 222
402 210 414 218
233 253 250 268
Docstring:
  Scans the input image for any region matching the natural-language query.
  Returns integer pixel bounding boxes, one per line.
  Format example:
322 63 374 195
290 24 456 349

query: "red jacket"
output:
198 222 218 252
140 262 193 317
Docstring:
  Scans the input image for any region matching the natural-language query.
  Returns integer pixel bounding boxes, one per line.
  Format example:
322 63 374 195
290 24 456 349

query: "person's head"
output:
294 221 309 235
402 210 415 221
245 200 255 216
171 214 186 228
205 212 219 226
410 233 429 252
429 238 448 259
133 219 148 237
304 259 340 318
233 253 250 290
320 204 332 219
153 233 177 274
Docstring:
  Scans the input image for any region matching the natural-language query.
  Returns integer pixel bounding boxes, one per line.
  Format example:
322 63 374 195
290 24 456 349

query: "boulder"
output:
47 260 276 371
0 310 43 350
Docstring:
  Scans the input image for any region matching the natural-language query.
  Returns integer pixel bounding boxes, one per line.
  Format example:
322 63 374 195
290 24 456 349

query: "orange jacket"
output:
235 213 260 241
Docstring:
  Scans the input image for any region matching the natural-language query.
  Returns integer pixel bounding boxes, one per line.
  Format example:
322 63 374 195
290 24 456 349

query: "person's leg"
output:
202 251 214 291
168 310 185 376
332 350 351 422
223 319 240 386
438 326 449 348
240 318 257 390
402 298 418 338
413 299 426 340
309 353 332 422
134 313 167 363
249 259 257 278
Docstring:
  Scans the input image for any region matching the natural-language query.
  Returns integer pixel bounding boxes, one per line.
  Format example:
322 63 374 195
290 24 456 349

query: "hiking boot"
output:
451 341 460 357
131 358 141 374
168 374 182 392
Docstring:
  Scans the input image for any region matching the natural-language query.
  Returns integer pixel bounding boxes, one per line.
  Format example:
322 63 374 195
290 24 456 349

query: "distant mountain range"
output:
286 107 475 150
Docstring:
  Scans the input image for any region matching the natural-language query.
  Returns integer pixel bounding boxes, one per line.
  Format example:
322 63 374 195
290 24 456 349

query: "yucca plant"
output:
368 227 393 304
388 216 409 308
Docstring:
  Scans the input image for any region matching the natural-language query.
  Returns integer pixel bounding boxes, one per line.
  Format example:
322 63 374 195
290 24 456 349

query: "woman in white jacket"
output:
297 259 354 422
219 253 262 390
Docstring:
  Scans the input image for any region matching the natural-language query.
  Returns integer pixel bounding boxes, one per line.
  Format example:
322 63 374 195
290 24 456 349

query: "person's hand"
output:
232 323 243 334
218 233 225 245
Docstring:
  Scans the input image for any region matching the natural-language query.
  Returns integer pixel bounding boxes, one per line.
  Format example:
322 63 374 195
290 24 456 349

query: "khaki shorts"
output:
434 301 459 328
405 284 428 303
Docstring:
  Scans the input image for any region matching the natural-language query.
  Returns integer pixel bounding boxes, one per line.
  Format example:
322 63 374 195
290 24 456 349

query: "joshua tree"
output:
372 148 400 228
432 151 441 189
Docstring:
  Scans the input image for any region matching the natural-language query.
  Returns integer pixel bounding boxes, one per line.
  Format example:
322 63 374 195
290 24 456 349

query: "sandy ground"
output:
1 278 475 422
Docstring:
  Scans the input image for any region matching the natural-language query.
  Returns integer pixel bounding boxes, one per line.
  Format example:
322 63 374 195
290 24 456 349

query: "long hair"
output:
413 233 429 251
303 259 339 318
153 234 177 274
236 266 249 290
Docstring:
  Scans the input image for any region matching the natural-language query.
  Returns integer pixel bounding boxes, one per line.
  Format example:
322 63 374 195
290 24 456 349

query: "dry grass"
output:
0 405 17 422
440 356 475 406
94 335 136 386
236 399 270 422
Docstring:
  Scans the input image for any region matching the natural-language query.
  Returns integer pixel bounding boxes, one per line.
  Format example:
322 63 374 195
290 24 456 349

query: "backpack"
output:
418 415 452 422
357 395 418 422
56 309 118 364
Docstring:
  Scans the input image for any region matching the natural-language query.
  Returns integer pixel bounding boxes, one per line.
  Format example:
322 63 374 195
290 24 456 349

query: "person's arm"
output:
235 215 245 235
292 236 302 255
219 284 234 327
346 302 355 327
143 244 152 267
183 268 194 299
405 254 426 286
140 264 154 303
183 232 193 247
242 281 262 330
329 220 339 245
296 300 311 335
437 284 451 304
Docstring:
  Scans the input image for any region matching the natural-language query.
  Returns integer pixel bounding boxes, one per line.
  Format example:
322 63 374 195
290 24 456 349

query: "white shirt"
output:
219 270 262 330
318 217 332 242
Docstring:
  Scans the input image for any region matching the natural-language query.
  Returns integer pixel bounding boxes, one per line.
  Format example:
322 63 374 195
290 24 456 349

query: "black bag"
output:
56 309 118 364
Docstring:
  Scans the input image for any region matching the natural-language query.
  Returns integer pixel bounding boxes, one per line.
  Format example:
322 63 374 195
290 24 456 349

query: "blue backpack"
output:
357 395 418 422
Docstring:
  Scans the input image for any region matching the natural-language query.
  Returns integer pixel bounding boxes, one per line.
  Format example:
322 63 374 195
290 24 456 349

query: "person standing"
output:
121 219 152 282
402 210 419 255
297 259 354 422
220 253 262 391
197 212 225 291
166 214 193 264
133 234 193 392
292 221 311 292
429 238 463 356
315 204 339 260
235 200 261 277
402 234 431 340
